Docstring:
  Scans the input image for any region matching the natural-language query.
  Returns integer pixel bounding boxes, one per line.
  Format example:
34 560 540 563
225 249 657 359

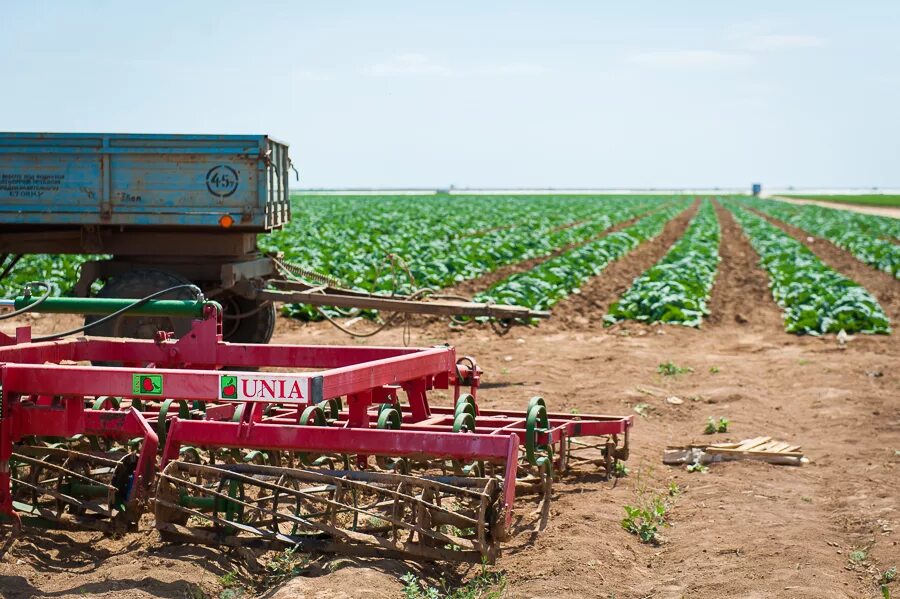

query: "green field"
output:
781 194 900 208
2 193 896 334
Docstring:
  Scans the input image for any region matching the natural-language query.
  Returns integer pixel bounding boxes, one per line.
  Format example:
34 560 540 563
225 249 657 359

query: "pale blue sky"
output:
2 1 898 188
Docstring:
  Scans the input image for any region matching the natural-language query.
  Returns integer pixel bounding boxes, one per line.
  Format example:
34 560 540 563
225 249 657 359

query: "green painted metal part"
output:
525 396 554 477
13 296 213 317
61 481 109 499
298 405 328 467
377 404 401 430
177 479 244 523
157 399 191 446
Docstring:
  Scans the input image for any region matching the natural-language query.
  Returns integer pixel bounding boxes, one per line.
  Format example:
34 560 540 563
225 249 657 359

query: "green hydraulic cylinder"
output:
10 296 212 318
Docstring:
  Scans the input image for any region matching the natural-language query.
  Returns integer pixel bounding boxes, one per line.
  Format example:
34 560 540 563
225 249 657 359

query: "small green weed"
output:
622 497 668 544
704 417 729 434
709 366 720 374
686 461 709 473
658 362 693 376
218 569 249 598
621 469 677 545
185 585 209 599
614 461 629 478
401 574 440 599
265 547 310 587
219 571 238 589
881 565 896 599
849 549 867 564
401 562 507 599
633 403 652 418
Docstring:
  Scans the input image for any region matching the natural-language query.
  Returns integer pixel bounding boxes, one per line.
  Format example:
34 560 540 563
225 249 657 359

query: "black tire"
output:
84 269 197 341
215 291 275 344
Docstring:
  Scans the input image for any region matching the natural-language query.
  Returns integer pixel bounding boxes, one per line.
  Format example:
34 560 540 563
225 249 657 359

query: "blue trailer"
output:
0 133 292 343
0 133 541 343
0 132 290 229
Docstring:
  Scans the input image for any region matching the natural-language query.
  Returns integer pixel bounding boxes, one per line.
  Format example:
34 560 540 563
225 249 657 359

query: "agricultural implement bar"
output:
0 296 631 562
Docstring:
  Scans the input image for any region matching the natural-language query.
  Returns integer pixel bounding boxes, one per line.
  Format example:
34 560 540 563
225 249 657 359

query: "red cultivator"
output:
0 298 632 562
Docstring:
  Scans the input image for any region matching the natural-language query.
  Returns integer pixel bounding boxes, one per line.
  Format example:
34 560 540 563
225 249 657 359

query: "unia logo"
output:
218 374 309 402
220 375 238 399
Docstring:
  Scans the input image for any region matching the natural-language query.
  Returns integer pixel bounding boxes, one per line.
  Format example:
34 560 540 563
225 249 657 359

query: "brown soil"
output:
750 208 900 324
706 201 784 330
1 205 899 599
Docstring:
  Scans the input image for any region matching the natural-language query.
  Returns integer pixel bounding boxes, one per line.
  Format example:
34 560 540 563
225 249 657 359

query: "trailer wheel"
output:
84 269 196 342
216 292 275 344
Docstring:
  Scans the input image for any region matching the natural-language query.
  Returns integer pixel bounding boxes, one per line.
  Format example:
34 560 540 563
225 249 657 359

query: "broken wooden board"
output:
663 437 808 467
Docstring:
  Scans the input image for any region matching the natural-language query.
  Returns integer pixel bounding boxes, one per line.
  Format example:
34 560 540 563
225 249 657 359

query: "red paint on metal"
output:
0 309 633 535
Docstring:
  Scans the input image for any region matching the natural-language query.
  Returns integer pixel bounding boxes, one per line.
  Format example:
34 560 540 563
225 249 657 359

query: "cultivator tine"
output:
9 445 141 532
0 302 633 565
560 431 629 478
154 461 503 563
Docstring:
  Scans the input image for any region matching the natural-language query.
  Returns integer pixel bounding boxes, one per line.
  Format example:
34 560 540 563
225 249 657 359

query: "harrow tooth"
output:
1 303 632 563
9 445 143 532
153 461 503 563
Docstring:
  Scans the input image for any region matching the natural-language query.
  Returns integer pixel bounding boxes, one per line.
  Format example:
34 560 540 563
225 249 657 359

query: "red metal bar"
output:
1 345 455 405
0 313 632 539
160 418 522 525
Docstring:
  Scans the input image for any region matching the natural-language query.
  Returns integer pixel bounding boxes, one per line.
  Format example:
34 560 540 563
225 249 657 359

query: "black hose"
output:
0 254 22 284
0 281 53 321
31 283 204 342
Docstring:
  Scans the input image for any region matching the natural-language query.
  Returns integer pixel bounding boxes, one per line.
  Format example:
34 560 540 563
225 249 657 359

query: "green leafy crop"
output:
740 196 899 277
0 254 100 297
263 194 668 319
605 199 721 327
474 202 690 311
724 202 891 335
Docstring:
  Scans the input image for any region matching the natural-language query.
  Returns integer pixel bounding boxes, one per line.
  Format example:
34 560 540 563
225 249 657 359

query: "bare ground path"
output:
769 196 900 219
706 200 784 331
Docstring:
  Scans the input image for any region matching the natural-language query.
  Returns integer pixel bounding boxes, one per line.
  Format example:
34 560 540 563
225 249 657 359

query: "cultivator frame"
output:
0 298 632 562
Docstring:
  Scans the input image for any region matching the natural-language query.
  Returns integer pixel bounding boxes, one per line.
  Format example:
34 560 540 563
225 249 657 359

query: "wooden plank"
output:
706 447 804 458
708 442 742 449
259 289 549 319
763 442 792 454
753 440 781 452
734 437 771 451
713 452 805 466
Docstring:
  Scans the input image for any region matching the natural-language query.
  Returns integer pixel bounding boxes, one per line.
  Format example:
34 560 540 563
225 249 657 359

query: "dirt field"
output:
770 195 900 219
1 202 898 599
